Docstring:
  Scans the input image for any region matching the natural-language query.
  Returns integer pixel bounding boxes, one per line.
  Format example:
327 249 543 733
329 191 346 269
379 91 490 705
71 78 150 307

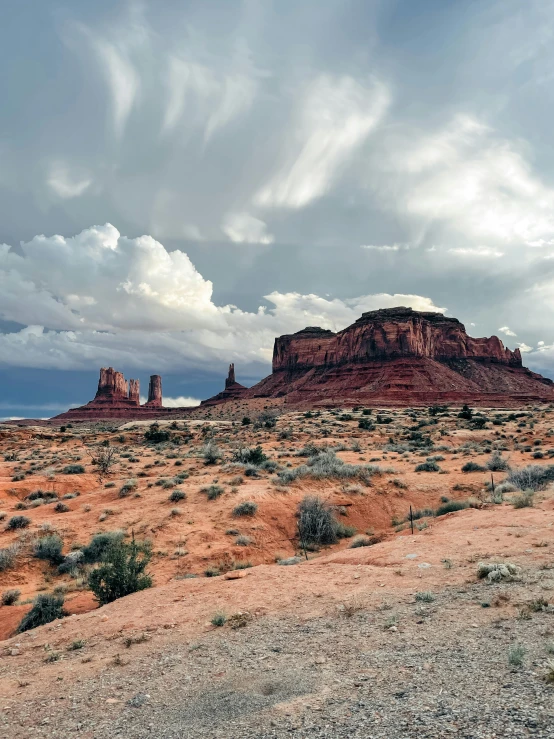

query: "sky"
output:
2 0 554 418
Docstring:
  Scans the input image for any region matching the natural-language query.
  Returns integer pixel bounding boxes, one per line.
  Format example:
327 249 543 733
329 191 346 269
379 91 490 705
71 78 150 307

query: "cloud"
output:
48 164 92 199
517 342 532 352
375 114 554 248
256 75 389 209
157 396 200 408
498 326 517 337
92 38 140 138
361 244 409 252
448 247 504 258
0 224 444 372
221 213 274 244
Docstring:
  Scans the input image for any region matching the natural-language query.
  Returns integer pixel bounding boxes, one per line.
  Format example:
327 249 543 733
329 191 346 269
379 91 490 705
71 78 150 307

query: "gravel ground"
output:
3 572 554 738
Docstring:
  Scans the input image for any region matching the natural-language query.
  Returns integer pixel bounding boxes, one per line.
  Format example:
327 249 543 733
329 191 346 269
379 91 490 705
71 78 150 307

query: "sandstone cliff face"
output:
247 307 552 407
145 375 163 407
201 364 248 406
273 308 522 372
128 379 140 405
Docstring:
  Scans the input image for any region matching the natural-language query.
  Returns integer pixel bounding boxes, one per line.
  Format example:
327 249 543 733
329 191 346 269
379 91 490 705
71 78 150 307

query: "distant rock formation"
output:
244 307 553 407
201 363 248 406
128 379 140 404
145 375 162 407
51 308 554 421
54 368 187 420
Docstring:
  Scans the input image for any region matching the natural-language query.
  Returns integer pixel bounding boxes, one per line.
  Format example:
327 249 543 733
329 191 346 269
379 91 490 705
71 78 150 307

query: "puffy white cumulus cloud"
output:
499 326 517 337
0 225 444 371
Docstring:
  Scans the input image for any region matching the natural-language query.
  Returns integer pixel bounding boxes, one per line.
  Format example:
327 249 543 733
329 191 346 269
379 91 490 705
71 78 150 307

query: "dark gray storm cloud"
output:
2 0 554 389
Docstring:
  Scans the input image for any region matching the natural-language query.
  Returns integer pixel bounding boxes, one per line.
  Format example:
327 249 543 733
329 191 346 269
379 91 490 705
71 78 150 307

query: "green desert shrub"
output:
169 489 186 503
278 451 382 486
461 461 486 473
435 500 468 516
33 535 64 565
201 485 224 500
297 496 338 546
6 515 30 530
88 537 152 606
144 423 170 443
1 588 20 606
486 452 510 471
18 594 65 633
0 545 19 571
233 446 267 466
82 530 125 564
415 461 440 472
62 464 85 474
233 501 258 517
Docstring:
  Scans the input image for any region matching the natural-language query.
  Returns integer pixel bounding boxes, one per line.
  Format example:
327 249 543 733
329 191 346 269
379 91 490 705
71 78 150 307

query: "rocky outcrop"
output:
246 307 553 407
201 364 248 406
54 368 192 420
145 375 162 407
272 308 522 372
128 379 140 404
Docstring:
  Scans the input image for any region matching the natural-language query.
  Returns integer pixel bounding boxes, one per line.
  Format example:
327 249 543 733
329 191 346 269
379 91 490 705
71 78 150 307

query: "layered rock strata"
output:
245 307 553 407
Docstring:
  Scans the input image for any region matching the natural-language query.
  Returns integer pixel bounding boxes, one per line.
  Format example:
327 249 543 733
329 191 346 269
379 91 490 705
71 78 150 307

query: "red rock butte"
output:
53 307 554 420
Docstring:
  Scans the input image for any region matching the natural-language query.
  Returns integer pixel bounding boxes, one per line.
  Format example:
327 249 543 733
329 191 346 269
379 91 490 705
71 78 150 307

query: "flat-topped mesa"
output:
145 375 163 407
272 307 522 372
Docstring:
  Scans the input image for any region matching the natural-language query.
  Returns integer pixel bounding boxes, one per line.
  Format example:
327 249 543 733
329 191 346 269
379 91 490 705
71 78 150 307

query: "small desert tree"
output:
89 443 117 479
88 536 152 605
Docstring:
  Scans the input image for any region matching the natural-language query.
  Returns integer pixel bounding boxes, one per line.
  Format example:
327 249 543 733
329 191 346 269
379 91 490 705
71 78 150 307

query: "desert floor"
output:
0 405 553 737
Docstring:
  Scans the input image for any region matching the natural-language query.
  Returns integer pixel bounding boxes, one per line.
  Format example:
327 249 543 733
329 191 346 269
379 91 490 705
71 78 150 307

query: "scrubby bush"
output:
358 418 374 430
119 479 137 497
63 464 85 474
144 423 170 443
349 536 372 548
233 445 267 465
512 491 534 509
235 535 252 546
233 501 258 517
507 465 554 492
486 452 510 471
202 442 222 465
462 461 486 473
1 588 20 606
18 594 65 633
336 523 356 539
0 545 19 571
82 530 125 564
6 515 30 530
415 461 440 472
202 484 224 500
435 500 468 516
278 451 382 486
458 404 473 420
33 535 64 565
241 417 251 426
88 537 152 606
58 550 85 574
169 489 186 503
54 502 70 513
297 496 338 546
